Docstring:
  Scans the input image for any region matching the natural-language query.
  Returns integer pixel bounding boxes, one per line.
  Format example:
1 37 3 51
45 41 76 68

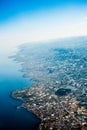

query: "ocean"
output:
0 45 40 130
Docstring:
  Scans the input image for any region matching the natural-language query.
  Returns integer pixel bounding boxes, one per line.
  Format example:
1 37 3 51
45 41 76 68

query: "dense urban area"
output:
11 37 87 130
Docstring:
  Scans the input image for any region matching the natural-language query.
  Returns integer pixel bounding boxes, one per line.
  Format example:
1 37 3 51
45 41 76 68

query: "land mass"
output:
11 37 87 130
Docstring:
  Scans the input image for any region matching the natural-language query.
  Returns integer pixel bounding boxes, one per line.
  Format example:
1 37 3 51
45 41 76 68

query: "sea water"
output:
0 45 40 130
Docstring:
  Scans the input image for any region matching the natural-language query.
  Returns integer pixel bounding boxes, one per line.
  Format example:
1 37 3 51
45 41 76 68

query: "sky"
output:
0 0 87 49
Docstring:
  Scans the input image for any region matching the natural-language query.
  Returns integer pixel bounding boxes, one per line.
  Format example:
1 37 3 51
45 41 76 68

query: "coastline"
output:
11 82 87 130
10 38 87 130
11 89 42 130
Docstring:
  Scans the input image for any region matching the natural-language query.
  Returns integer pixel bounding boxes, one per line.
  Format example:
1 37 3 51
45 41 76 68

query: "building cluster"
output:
12 44 87 130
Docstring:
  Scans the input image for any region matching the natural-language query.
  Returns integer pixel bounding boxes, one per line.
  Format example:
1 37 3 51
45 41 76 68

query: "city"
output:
12 40 87 130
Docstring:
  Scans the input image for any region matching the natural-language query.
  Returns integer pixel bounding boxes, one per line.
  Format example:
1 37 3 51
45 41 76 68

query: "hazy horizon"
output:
0 0 87 49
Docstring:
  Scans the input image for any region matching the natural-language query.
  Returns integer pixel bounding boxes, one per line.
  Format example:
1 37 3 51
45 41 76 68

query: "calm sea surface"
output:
0 45 40 130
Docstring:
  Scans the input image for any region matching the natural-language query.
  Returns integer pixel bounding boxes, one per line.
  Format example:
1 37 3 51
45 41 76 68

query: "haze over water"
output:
0 44 40 130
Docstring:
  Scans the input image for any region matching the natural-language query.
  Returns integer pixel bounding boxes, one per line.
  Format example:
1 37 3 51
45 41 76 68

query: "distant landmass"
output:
11 36 87 130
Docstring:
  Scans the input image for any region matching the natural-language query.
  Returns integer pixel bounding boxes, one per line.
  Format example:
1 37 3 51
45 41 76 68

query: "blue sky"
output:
0 0 87 48
0 0 87 23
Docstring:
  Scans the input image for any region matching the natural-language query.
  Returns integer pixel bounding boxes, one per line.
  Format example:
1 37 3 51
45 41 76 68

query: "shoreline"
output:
11 89 42 129
11 84 87 130
10 39 87 130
